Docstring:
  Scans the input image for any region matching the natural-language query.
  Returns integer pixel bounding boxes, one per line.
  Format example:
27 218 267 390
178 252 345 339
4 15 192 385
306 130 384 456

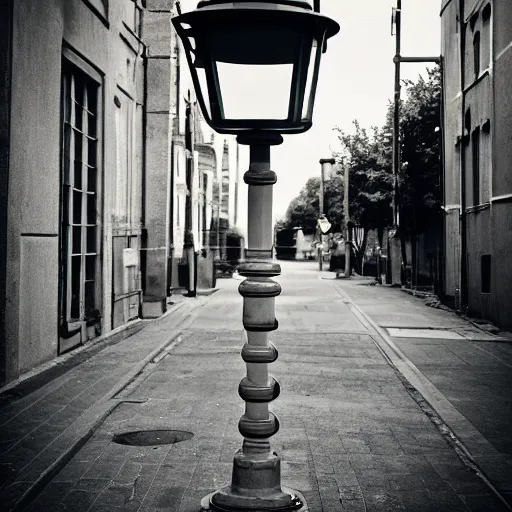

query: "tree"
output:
283 175 344 234
399 66 442 235
332 121 393 270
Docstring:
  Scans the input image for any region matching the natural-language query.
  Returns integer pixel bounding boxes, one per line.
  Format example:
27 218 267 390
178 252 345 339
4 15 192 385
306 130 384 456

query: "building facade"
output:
441 0 512 329
0 0 147 386
0 0 246 386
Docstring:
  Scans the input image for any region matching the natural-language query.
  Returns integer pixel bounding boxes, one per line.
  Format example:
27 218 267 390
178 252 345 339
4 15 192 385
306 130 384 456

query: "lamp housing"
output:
172 0 340 136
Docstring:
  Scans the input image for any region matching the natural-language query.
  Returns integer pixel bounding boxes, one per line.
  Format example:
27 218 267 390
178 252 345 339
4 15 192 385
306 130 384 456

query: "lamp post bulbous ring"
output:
244 319 279 332
239 279 282 298
243 169 278 185
241 342 279 364
238 376 281 403
238 412 280 438
238 261 281 277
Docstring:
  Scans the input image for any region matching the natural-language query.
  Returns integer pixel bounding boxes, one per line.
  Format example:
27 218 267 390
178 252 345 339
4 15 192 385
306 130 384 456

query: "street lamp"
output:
173 2 339 511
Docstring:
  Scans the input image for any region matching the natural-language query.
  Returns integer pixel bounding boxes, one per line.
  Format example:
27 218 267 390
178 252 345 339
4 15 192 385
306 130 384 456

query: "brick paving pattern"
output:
1 262 511 511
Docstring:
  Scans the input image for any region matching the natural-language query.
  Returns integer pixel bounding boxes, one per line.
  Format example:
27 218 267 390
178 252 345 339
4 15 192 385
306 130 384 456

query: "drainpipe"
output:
438 56 446 297
459 0 468 313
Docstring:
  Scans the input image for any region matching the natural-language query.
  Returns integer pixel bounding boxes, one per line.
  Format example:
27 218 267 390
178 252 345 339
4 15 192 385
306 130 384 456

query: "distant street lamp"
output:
173 1 339 511
317 158 335 271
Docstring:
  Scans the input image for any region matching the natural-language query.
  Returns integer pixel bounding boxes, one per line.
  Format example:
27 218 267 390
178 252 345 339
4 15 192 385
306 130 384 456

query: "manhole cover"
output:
112 430 194 446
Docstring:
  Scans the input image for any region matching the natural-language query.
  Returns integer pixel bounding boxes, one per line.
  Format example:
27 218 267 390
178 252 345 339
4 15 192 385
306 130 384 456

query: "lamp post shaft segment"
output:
319 165 325 216
203 140 305 511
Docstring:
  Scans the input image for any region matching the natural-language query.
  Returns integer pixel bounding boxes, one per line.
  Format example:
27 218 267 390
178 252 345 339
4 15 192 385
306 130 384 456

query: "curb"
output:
333 284 512 511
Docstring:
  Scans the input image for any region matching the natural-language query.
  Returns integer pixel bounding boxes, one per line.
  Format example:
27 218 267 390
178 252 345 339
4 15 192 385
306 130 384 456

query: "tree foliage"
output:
280 66 442 271
398 66 442 233
333 121 393 233
283 174 344 234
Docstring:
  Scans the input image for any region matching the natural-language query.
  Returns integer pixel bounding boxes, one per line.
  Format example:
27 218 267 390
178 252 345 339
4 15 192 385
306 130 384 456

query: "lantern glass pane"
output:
196 67 212 118
302 39 320 120
216 62 293 120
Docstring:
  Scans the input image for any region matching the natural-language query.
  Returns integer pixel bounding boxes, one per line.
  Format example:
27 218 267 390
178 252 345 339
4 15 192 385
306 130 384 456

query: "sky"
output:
178 0 441 225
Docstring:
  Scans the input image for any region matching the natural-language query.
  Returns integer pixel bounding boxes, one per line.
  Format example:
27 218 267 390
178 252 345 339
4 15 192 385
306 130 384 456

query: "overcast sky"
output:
178 0 441 223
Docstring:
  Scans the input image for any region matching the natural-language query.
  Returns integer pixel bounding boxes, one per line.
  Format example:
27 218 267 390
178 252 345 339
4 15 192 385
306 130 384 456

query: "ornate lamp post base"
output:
201 485 307 512
202 475 306 511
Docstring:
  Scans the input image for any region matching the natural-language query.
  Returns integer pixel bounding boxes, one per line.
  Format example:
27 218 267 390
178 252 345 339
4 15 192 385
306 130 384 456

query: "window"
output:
114 90 137 226
122 0 143 37
482 3 491 22
481 255 491 293
472 128 480 205
131 0 143 37
473 31 481 78
464 108 471 138
481 4 491 71
60 60 101 347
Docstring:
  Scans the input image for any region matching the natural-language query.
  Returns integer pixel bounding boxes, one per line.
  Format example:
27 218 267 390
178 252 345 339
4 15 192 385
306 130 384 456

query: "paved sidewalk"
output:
0 295 210 511
12 262 510 511
338 277 512 507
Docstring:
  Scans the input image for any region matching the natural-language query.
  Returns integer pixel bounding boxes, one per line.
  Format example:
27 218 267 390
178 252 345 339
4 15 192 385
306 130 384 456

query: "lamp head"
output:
172 0 339 137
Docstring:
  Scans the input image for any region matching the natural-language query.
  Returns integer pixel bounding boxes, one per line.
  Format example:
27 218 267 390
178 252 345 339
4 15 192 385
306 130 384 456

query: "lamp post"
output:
172 2 339 510
318 158 334 271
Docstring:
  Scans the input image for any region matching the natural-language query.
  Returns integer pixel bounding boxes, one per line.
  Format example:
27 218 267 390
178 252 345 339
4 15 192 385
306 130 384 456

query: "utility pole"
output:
389 0 440 286
389 0 402 286
343 165 351 278
184 90 197 297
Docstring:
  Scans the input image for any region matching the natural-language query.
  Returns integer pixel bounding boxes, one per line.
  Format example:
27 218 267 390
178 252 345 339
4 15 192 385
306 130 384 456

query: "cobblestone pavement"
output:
339 277 512 507
2 261 511 511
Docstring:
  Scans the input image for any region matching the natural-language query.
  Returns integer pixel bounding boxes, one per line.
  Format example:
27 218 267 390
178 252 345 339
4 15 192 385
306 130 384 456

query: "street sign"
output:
317 217 332 234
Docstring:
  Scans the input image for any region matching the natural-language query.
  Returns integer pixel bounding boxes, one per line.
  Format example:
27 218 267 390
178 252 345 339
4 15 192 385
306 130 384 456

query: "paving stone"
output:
25 482 74 512
363 489 406 511
52 460 91 483
59 488 100 511
81 460 124 481
460 492 510 511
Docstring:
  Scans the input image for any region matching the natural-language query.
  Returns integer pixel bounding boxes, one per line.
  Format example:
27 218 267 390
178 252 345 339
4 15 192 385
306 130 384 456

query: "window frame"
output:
59 49 104 350
473 31 481 79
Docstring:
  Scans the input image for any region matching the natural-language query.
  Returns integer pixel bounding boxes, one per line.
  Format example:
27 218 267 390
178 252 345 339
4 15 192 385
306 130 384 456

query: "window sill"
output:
464 202 490 214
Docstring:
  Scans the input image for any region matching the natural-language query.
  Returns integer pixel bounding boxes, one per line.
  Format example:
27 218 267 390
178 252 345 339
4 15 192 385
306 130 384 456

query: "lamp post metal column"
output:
202 133 305 511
